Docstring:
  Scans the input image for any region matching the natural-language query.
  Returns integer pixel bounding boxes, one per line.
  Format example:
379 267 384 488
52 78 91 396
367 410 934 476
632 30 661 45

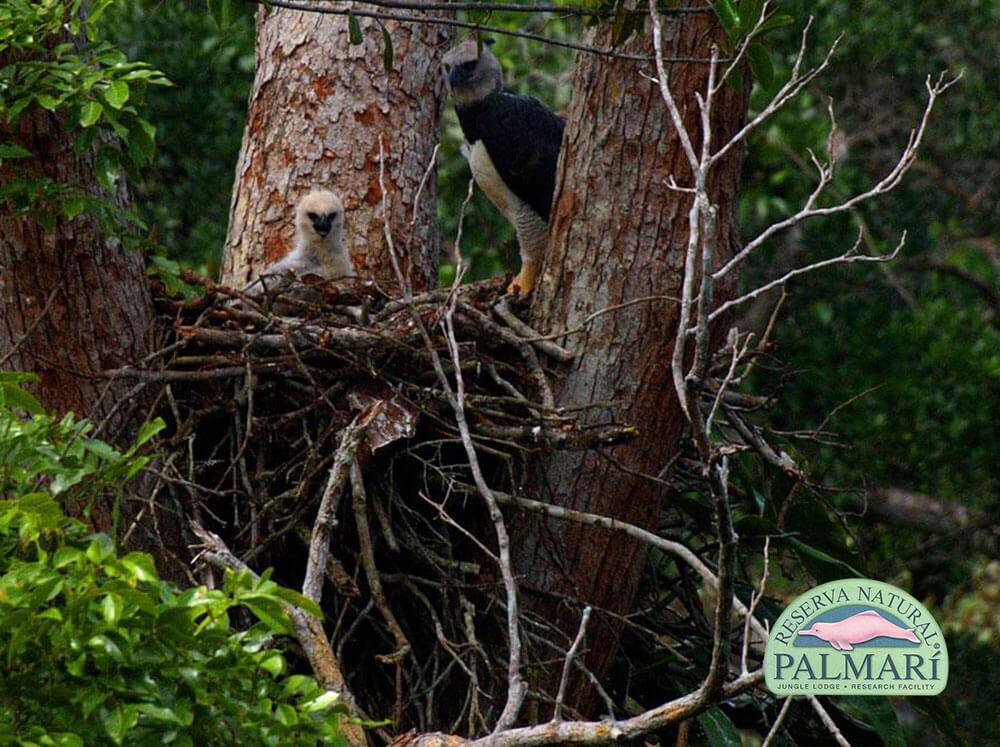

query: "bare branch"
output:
452 482 770 647
709 230 907 322
716 73 959 281
741 536 771 674
308 0 713 18
378 139 526 731
553 606 592 722
808 696 851 747
350 458 412 661
302 407 380 604
254 0 717 62
761 697 795 747
648 0 700 172
441 301 526 731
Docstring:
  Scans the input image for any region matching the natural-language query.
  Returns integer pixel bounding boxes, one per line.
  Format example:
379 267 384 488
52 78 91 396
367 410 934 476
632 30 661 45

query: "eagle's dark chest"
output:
454 92 565 221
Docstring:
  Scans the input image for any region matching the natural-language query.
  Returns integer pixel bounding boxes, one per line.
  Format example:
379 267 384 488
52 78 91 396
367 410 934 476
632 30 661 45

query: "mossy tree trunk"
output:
221 4 452 290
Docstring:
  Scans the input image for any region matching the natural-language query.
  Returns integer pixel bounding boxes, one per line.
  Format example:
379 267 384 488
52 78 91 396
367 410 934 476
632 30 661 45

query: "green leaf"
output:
302 690 341 713
1 381 44 414
88 633 124 662
747 43 774 89
348 13 363 45
381 25 394 72
259 650 286 677
243 598 295 635
79 101 103 128
207 0 238 30
104 80 129 109
0 142 32 160
135 703 186 724
120 553 159 583
38 607 64 621
134 417 165 448
36 94 60 111
787 536 864 579
698 707 742 747
101 704 138 744
66 653 87 677
128 118 157 165
712 0 740 38
101 592 124 626
833 697 906 747
738 0 764 29
61 196 86 220
758 13 795 34
272 586 323 618
7 97 33 122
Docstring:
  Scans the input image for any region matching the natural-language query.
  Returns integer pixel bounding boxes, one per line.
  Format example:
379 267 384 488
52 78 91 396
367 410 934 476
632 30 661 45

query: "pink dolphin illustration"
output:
796 610 920 651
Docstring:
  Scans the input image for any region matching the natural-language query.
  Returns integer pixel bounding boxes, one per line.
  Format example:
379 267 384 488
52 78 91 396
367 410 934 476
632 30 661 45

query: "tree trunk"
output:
0 108 154 437
221 4 451 290
0 49 180 572
520 5 749 714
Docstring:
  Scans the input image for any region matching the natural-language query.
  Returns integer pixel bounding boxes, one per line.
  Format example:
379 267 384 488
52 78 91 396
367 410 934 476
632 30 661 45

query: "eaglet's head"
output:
442 39 502 107
296 190 345 245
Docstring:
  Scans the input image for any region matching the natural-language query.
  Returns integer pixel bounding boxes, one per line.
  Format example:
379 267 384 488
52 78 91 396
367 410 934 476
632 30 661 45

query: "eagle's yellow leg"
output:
508 261 538 295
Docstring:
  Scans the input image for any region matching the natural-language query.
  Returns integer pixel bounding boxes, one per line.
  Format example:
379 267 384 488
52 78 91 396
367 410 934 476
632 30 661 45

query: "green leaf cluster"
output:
0 376 349 745
0 0 169 240
103 1 255 273
712 0 793 88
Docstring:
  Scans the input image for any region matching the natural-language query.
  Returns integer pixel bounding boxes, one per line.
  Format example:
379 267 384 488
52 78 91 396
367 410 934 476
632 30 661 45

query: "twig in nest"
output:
350 458 412 663
302 405 382 604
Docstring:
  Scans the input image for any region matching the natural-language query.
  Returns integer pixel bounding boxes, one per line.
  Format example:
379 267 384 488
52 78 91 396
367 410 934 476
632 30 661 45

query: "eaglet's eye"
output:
462 60 477 71
307 211 318 221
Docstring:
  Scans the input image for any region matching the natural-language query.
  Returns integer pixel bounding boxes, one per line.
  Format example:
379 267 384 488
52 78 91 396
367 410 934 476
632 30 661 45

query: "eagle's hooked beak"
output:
447 63 474 89
312 214 333 238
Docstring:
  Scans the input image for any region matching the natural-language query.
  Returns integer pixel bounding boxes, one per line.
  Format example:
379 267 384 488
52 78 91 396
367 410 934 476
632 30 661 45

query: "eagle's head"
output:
442 39 503 107
295 190 345 248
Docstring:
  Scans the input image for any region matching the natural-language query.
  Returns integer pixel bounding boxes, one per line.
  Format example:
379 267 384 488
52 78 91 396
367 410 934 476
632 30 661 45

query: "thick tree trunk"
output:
520 6 749 713
0 49 181 573
221 4 451 289
0 110 154 436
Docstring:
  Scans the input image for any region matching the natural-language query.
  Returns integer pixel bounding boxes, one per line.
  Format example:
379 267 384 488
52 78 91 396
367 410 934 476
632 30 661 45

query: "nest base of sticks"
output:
132 273 635 730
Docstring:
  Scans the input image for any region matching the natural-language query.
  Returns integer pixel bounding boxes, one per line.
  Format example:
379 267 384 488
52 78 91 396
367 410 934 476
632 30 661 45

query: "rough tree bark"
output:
520 5 750 713
0 94 153 435
221 4 452 290
0 43 181 572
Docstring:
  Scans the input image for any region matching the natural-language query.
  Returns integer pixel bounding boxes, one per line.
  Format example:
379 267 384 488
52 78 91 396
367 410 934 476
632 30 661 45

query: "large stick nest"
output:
138 273 638 731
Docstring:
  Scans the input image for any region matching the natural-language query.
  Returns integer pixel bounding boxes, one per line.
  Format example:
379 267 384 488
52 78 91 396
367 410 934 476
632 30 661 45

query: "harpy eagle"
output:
245 190 355 313
443 39 565 295
265 190 354 281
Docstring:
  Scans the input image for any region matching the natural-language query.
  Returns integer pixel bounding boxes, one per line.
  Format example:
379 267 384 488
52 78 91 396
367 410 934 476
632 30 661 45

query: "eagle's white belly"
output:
468 140 549 264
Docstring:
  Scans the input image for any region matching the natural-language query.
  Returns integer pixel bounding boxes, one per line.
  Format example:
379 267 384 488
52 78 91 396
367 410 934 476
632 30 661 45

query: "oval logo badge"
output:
764 579 948 696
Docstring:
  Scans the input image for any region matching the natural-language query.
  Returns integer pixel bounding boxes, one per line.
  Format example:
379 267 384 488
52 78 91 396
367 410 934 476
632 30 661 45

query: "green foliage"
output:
712 0 793 88
0 376 349 745
104 1 255 273
0 372 163 527
206 0 241 32
0 0 169 229
736 1 998 740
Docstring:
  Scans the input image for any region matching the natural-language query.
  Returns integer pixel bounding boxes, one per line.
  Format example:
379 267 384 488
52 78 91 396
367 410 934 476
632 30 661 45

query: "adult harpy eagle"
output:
443 39 565 295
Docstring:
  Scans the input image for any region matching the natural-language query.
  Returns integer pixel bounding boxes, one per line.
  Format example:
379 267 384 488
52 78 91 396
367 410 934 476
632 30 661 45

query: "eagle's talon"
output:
507 264 537 297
